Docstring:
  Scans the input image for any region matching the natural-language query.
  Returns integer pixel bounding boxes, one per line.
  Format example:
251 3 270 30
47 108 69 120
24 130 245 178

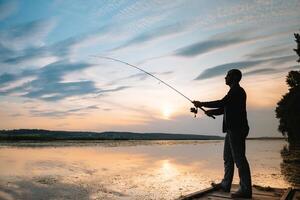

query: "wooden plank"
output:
207 196 231 200
225 184 282 198
252 193 281 200
252 185 284 198
208 193 233 199
292 190 300 200
177 185 218 200
280 187 293 200
206 195 280 200
250 196 281 200
177 184 288 200
208 192 281 200
210 191 232 198
254 191 283 197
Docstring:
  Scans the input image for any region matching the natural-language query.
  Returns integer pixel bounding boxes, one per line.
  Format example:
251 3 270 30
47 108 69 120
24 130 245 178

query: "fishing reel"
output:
190 107 198 117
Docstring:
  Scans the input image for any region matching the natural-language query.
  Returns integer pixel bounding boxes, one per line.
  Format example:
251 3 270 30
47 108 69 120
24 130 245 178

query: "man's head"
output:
225 69 242 86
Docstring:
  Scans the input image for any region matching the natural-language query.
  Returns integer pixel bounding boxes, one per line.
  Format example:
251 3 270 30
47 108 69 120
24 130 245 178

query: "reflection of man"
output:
193 69 252 198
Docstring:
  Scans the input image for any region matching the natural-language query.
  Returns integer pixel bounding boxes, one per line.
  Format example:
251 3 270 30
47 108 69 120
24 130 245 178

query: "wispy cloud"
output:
175 37 245 57
109 0 300 55
0 19 59 72
245 44 293 59
0 73 16 85
0 0 18 20
106 71 173 86
243 68 277 76
112 22 188 51
207 0 300 30
288 65 300 70
195 55 296 80
0 61 130 101
195 60 263 80
0 19 56 50
174 28 295 58
0 23 115 68
30 105 100 118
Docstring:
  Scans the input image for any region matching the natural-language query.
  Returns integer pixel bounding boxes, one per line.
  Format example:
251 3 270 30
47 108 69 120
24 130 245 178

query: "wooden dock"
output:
177 184 300 200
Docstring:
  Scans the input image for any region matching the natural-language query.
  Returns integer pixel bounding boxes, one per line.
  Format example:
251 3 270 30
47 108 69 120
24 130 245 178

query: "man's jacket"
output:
202 84 249 134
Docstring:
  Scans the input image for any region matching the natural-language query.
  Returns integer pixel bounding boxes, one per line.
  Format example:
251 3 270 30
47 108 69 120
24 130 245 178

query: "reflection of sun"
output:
162 105 173 119
160 159 178 179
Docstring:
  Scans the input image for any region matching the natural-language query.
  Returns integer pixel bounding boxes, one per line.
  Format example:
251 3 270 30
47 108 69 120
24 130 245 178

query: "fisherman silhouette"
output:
192 69 252 198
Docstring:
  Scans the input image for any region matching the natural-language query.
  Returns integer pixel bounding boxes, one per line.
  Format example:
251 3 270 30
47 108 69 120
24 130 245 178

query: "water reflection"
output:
160 160 179 179
0 140 292 200
280 143 300 187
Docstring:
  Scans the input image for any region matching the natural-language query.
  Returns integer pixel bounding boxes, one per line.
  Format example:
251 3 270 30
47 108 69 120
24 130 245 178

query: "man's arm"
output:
193 95 229 108
193 87 236 108
205 108 224 116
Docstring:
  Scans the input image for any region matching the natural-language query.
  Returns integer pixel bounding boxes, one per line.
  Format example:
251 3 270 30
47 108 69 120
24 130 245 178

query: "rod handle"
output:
208 114 216 119
199 107 215 119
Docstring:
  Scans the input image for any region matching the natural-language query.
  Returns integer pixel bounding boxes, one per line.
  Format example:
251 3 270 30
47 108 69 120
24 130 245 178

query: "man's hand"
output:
205 110 214 117
192 101 203 108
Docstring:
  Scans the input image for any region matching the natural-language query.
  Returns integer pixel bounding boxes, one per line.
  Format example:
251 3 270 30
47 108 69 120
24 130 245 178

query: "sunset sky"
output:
0 0 299 137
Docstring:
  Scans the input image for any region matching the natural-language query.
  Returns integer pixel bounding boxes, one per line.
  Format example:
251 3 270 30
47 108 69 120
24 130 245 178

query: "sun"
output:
162 105 173 119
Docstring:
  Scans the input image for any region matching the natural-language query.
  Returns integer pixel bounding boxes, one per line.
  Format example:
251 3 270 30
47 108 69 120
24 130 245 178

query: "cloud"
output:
1 36 74 66
0 23 113 68
24 80 98 101
288 65 300 70
0 61 94 100
243 68 277 76
113 22 188 51
106 71 173 86
195 60 263 80
0 60 131 101
268 55 296 66
100 86 130 93
0 73 16 85
0 69 37 89
0 19 59 71
30 105 100 118
0 44 15 60
175 37 245 57
110 0 298 54
2 47 52 67
0 19 56 50
195 55 296 80
205 0 300 31
9 113 22 117
0 0 18 20
173 28 295 58
245 44 292 59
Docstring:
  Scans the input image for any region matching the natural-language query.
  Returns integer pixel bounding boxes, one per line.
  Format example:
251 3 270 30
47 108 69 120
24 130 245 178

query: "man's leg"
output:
229 133 252 195
221 133 234 191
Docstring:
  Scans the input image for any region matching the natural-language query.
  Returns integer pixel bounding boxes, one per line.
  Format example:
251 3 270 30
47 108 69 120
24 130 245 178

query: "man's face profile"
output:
225 71 233 85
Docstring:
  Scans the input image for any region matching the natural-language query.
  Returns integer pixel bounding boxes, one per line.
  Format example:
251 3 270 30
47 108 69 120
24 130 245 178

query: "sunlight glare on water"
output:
160 160 178 179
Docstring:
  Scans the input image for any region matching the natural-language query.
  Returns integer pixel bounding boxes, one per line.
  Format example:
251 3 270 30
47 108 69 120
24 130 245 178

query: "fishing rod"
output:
91 55 215 119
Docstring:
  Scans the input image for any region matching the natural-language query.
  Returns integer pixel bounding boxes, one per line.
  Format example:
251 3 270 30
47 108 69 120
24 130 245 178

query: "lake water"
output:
0 140 291 200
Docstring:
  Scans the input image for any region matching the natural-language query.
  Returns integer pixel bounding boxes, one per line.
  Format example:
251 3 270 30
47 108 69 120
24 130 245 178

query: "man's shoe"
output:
231 190 252 199
211 182 230 193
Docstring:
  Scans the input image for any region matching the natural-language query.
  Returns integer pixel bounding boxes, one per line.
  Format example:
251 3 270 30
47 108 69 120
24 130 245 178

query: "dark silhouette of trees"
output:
275 32 300 143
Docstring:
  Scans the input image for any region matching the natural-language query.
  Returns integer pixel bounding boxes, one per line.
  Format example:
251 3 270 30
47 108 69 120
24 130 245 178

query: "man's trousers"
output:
221 131 252 194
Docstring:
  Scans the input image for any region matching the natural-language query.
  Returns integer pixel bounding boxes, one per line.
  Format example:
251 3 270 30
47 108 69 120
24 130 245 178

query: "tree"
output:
275 32 300 143
294 33 300 62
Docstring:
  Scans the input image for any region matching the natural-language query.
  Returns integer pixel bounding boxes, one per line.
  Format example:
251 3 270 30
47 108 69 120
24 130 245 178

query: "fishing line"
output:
91 55 215 119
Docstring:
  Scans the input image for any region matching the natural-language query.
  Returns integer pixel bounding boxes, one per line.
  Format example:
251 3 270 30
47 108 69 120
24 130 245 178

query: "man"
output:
192 69 252 198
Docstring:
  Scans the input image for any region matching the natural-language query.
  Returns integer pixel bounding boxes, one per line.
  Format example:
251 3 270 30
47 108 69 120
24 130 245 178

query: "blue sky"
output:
0 0 299 137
